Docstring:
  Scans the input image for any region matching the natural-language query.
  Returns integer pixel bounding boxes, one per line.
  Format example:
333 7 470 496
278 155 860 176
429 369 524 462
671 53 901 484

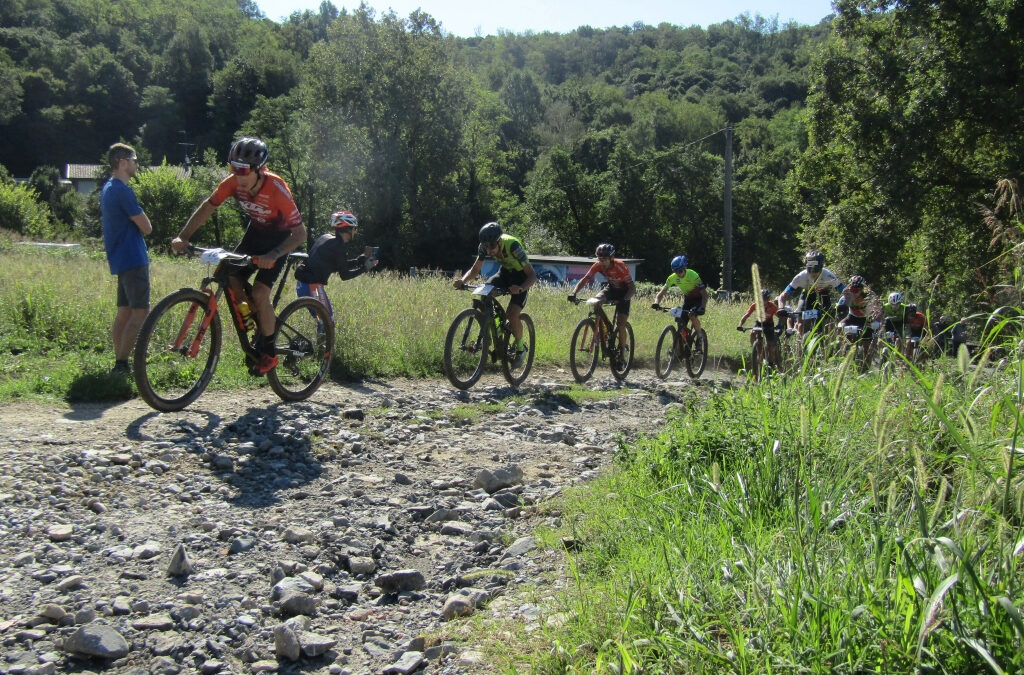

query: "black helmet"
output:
595 243 615 258
761 289 771 299
804 250 825 273
479 221 502 245
228 137 269 170
848 275 865 290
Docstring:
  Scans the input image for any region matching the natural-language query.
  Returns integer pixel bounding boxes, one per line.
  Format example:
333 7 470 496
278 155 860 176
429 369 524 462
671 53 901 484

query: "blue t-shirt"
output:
101 177 148 274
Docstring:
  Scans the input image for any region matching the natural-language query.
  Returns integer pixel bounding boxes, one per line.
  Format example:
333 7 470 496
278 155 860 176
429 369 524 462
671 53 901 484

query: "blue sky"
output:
256 0 835 35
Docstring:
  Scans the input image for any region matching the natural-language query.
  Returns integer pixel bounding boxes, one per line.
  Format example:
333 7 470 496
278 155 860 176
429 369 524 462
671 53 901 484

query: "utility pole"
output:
723 125 733 296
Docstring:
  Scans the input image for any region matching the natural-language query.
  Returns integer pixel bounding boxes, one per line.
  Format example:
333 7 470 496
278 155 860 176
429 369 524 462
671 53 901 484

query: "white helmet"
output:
888 291 903 305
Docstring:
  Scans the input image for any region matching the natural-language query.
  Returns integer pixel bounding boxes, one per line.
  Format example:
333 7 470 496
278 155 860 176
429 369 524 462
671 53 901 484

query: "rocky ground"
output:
0 367 733 675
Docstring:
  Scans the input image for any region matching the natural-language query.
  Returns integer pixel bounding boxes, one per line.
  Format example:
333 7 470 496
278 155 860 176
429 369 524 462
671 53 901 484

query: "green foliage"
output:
0 182 61 238
796 0 1024 305
131 163 241 251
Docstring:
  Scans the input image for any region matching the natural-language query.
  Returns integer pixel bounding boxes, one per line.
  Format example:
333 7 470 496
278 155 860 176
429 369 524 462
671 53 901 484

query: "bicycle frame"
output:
586 300 621 359
179 248 308 364
471 289 512 359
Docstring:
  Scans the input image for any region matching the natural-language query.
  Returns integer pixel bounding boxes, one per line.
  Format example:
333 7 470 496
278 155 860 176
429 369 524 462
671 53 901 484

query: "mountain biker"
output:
906 304 927 341
172 137 307 375
737 289 780 344
651 254 708 333
777 251 845 332
569 243 635 355
454 221 537 367
951 317 968 356
837 275 879 341
294 210 378 321
880 291 908 340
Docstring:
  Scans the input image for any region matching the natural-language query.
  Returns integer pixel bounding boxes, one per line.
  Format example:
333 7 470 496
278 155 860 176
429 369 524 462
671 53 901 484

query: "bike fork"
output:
179 290 217 358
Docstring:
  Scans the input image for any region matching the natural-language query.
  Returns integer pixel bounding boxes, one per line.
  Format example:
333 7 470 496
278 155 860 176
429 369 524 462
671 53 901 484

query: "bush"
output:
0 182 60 239
133 163 244 251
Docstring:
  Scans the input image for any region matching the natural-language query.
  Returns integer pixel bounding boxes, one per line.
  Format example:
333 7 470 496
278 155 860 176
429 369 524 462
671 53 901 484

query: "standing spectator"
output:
101 143 151 375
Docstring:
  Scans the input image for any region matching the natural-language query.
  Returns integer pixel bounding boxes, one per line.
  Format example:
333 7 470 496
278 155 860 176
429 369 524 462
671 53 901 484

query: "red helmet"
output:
331 210 358 231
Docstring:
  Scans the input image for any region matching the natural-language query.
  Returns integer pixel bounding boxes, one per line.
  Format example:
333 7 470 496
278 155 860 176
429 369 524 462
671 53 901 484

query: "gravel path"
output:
0 368 732 674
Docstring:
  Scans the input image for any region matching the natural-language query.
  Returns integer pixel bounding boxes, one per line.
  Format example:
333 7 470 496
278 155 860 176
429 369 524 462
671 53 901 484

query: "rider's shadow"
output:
65 372 134 414
124 399 343 507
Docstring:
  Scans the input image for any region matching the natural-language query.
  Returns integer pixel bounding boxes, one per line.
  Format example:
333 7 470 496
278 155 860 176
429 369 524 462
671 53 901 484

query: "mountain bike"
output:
652 305 708 379
133 247 334 412
568 295 634 383
838 320 878 373
737 321 782 380
443 284 535 390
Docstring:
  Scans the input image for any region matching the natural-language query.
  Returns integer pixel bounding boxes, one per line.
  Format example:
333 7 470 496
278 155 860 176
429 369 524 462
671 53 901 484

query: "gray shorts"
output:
116 265 150 309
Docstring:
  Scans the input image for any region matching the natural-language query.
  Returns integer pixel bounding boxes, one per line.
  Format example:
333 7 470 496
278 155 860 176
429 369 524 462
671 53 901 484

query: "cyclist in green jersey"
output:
454 222 537 365
651 255 708 333
881 291 908 338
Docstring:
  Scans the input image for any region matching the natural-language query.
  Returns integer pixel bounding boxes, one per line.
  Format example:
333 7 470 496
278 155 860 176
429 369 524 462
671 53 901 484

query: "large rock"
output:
374 569 426 594
474 465 523 493
63 624 129 659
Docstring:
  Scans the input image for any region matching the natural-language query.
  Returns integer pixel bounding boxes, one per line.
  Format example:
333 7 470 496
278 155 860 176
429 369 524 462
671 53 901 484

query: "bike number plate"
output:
200 248 232 265
668 306 684 318
802 309 819 320
843 324 860 335
472 284 494 296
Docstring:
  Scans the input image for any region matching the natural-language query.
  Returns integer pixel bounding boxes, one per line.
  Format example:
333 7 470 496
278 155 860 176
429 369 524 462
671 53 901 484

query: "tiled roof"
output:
64 164 191 179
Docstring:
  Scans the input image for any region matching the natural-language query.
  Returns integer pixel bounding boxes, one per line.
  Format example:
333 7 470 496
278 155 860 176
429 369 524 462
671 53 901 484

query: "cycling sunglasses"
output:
229 160 255 176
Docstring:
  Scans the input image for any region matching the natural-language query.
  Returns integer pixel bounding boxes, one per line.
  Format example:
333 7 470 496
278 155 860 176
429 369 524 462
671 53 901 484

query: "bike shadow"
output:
127 399 339 509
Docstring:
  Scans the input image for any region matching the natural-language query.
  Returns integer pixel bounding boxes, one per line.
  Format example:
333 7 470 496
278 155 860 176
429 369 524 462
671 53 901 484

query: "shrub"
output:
0 182 60 239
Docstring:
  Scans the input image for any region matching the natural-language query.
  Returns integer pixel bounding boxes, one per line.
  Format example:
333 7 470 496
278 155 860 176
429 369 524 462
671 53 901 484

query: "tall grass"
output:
0 245 750 400
506 340 1024 673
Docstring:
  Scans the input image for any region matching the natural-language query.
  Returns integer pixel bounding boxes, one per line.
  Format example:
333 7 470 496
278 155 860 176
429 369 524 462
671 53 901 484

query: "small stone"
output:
63 624 129 659
167 543 194 577
48 524 74 542
374 569 426 594
56 575 85 592
274 624 301 661
382 651 426 674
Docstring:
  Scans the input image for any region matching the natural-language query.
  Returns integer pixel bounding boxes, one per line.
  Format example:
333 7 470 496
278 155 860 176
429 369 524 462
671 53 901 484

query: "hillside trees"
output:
794 0 1024 307
283 7 473 269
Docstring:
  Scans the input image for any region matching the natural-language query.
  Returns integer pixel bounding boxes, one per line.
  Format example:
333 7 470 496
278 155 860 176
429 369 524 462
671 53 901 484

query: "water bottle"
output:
238 301 255 331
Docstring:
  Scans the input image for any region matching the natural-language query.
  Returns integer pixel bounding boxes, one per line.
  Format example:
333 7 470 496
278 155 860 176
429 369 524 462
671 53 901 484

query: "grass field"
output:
0 241 753 402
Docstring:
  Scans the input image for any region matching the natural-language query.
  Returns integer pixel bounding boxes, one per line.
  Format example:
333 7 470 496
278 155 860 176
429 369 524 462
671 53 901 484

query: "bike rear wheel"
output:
443 308 489 390
654 325 680 380
686 328 708 378
134 288 221 412
267 297 335 401
610 321 635 380
500 313 535 387
569 317 599 383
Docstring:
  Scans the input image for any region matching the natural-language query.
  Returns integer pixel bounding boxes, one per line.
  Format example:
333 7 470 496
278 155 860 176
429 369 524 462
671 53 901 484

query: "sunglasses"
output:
229 160 255 176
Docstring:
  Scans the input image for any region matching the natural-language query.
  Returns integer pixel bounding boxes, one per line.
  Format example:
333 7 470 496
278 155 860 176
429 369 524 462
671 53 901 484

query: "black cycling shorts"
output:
597 285 630 316
486 267 529 309
232 226 292 288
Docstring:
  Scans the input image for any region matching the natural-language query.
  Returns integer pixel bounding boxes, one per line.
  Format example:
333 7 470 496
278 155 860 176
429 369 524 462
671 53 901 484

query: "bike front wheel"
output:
569 317 599 383
750 340 764 381
654 325 680 380
443 308 489 390
134 288 221 412
609 321 635 380
267 297 335 402
686 328 708 378
500 313 535 387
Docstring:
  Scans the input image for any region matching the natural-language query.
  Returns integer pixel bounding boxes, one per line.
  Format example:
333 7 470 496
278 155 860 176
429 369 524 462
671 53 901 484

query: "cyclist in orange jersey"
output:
172 137 306 375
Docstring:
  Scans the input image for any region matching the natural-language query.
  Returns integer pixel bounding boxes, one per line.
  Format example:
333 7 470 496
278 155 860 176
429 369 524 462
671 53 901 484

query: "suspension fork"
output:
174 287 219 358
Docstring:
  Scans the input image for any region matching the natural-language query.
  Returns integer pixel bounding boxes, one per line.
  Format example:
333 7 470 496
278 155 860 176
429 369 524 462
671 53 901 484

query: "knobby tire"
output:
443 308 489 390
134 288 221 412
267 297 335 401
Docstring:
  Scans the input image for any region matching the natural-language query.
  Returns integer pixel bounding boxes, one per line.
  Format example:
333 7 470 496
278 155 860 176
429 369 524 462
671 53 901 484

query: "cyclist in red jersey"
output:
737 289 779 344
171 137 307 375
569 243 635 350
